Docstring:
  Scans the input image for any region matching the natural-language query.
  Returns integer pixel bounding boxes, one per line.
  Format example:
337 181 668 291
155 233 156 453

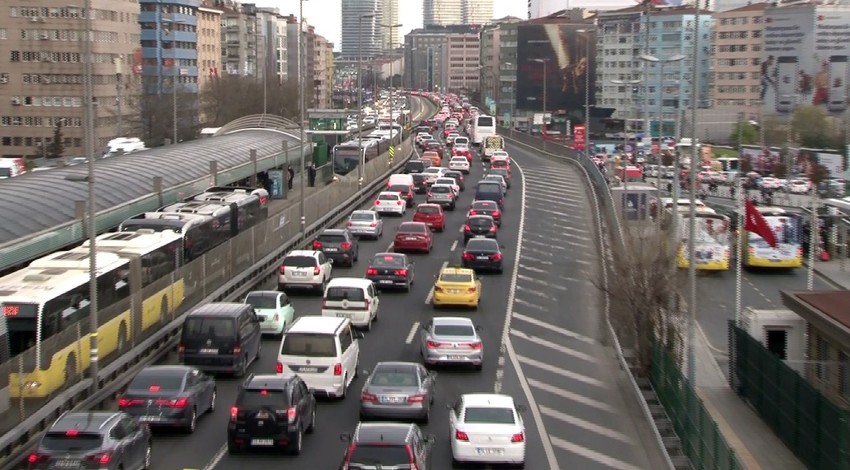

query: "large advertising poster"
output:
762 5 850 115
516 23 596 115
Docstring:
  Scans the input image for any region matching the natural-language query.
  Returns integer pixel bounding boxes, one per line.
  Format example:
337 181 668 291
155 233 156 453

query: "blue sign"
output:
268 170 284 199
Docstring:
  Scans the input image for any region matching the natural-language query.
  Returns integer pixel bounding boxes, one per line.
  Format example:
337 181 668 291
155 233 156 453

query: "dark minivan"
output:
404 159 431 174
474 181 505 209
179 303 262 377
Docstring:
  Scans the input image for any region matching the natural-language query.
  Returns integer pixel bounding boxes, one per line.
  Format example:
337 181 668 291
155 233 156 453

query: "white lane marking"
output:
521 255 554 265
518 264 550 274
494 159 560 469
202 444 227 470
450 240 458 252
523 238 567 250
514 287 558 301
512 312 597 345
516 274 568 291
528 378 616 413
516 354 607 388
550 436 645 470
531 206 586 219
513 297 548 312
458 225 464 233
526 231 592 247
423 261 448 304
510 329 595 362
405 321 420 344
540 405 634 444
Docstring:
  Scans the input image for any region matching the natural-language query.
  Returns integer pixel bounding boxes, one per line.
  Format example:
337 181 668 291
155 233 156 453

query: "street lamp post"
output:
379 21 403 148
299 0 309 236
611 78 642 156
577 29 596 155
164 17 186 145
531 58 550 132
357 13 375 189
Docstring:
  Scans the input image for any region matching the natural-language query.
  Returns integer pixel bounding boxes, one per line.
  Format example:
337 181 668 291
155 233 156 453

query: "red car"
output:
443 126 456 138
412 203 446 232
453 147 473 162
393 222 433 253
424 141 444 158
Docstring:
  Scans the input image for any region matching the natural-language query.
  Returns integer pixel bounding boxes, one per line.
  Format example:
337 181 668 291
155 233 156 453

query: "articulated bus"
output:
736 207 803 269
673 207 732 271
1 229 185 398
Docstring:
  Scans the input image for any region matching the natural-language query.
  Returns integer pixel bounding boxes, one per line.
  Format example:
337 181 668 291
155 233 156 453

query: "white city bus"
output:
471 115 497 146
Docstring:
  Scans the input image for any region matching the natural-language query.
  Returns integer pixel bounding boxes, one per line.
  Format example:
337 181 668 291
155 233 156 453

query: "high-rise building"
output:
710 3 766 110
529 0 636 18
479 17 523 118
219 1 258 76
424 0 492 26
274 16 289 83
381 0 400 49
197 5 223 90
404 25 480 92
341 0 381 58
1 2 142 158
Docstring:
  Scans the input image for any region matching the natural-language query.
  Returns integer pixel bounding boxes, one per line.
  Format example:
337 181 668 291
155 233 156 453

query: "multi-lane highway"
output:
84 136 663 469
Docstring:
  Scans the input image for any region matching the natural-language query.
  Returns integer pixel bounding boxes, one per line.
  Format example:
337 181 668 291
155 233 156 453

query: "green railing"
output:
729 322 850 470
652 341 744 470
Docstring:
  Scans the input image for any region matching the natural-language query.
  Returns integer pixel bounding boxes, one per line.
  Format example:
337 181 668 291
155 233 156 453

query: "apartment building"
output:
340 0 381 58
217 1 257 76
0 2 142 158
710 3 766 111
479 17 522 118
424 0 493 26
197 4 222 90
313 34 335 108
405 25 479 92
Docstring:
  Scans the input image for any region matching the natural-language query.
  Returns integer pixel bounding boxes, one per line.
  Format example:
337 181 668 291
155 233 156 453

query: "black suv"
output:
339 422 434 470
313 228 359 267
227 374 317 455
463 215 498 243
411 173 430 194
404 159 431 174
28 411 152 470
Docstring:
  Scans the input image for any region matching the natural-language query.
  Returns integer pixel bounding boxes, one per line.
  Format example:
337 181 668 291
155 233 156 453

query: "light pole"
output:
357 13 375 189
114 56 124 137
611 78 642 156
298 0 309 236
163 16 186 145
531 58 550 133
379 21 403 147
577 29 596 155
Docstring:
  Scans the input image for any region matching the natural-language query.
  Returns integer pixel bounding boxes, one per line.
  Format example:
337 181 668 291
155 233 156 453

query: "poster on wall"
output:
762 4 850 115
740 146 781 173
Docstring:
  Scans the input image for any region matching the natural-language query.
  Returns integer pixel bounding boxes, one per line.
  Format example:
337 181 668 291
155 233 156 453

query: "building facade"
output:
463 0 494 25
446 28 481 93
1 1 143 158
479 17 522 118
405 25 479 92
710 3 766 112
424 0 492 26
197 4 222 90
274 15 288 82
218 1 256 76
313 34 334 108
340 0 381 58
381 0 400 49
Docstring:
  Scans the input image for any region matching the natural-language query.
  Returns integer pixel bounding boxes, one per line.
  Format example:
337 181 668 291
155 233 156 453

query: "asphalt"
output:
41 128 670 470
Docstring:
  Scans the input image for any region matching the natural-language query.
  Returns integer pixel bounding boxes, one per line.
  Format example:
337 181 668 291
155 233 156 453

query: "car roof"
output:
416 203 441 209
188 302 250 317
320 229 347 236
287 315 347 334
243 374 295 390
51 412 121 434
286 250 321 257
355 422 413 444
351 210 377 216
374 361 420 373
432 316 474 326
399 221 428 228
440 267 474 276
462 393 516 408
373 252 404 259
327 277 373 288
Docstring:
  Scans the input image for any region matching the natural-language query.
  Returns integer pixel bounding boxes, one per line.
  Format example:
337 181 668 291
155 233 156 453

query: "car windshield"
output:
399 223 427 233
466 239 497 251
239 389 289 409
379 194 399 201
468 217 493 227
129 371 184 392
417 206 440 214
245 293 277 309
464 407 515 424
317 234 345 243
283 255 317 268
348 445 409 466
434 324 475 337
325 286 366 301
389 185 409 193
431 186 450 193
350 212 375 221
373 254 405 267
440 273 472 283
477 183 501 193
184 317 234 339
42 433 103 452
370 368 419 387
280 333 337 357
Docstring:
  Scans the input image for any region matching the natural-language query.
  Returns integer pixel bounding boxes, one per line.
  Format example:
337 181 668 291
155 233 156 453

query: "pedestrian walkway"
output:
813 258 850 289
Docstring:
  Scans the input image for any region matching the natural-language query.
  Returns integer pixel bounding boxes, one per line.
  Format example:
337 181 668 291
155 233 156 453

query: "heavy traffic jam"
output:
25 94 531 469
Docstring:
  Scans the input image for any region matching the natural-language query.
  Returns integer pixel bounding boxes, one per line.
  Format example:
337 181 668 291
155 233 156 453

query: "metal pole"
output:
299 0 306 235
643 1 651 147
656 62 664 197
735 175 744 325
686 1 702 386
584 33 591 156
542 61 547 127
83 0 99 393
172 69 178 144
115 57 123 136
808 185 817 289
357 16 365 189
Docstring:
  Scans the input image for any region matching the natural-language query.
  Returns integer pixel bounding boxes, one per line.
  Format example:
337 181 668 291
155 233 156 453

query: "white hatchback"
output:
374 191 406 216
449 156 471 173
321 278 380 330
433 177 460 196
450 393 526 466
278 250 333 294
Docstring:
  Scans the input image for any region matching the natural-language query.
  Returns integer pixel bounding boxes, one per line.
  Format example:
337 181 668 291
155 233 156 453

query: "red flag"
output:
744 199 778 248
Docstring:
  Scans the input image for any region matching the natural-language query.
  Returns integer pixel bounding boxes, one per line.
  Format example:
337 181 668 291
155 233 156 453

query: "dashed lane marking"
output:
539 405 634 444
515 273 568 291
405 322 420 344
450 240 458 252
516 354 608 388
527 378 617 413
513 297 548 312
512 312 597 345
550 436 646 470
510 329 596 362
518 264 550 274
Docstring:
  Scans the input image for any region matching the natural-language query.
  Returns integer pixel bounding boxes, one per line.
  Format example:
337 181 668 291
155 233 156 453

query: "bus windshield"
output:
748 216 801 245
681 215 730 245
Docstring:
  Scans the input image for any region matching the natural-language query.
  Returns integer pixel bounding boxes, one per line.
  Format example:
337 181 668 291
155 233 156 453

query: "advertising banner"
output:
516 23 596 115
741 146 781 173
762 4 850 115
573 124 586 150
817 152 843 175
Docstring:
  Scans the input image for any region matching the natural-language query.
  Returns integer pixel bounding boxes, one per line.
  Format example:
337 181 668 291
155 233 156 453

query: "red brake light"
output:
28 453 47 464
467 287 476 293
370 222 377 227
455 430 470 441
314 266 321 275
426 340 443 348
177 343 185 354
149 385 160 392
346 222 352 227
230 406 238 421
397 200 403 206
366 267 378 276
469 210 478 215
287 407 297 423
492 210 500 218
232 345 241 355
361 391 378 402
85 453 112 465
65 429 79 437
407 394 426 403
406 444 417 466
375 200 380 205
279 265 286 274
312 241 322 249
467 342 482 350
333 363 342 376
511 432 525 443
464 224 471 232
394 269 407 277
341 242 352 250
155 398 188 408
276 362 283 373
462 252 474 261
427 193 432 198
490 253 503 261
489 225 497 232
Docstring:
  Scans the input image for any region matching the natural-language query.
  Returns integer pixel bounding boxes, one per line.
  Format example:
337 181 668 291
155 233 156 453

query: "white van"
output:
321 278 380 330
277 316 362 398
387 173 414 190
0 158 26 179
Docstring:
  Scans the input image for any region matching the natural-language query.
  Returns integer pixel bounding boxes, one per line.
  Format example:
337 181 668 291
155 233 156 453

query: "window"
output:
816 334 829 382
840 352 849 398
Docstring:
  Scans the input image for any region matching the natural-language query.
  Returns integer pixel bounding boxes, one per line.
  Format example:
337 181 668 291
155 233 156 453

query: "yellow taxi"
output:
432 267 481 309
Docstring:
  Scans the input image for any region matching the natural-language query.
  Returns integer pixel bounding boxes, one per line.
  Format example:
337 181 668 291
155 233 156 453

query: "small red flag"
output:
744 198 778 248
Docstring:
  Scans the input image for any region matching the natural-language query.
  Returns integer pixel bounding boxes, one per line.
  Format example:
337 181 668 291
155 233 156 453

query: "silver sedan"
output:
419 317 483 370
359 362 436 423
347 210 384 239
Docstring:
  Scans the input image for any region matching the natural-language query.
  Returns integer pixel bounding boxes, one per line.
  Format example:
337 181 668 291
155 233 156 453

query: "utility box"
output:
740 308 806 374
611 183 656 222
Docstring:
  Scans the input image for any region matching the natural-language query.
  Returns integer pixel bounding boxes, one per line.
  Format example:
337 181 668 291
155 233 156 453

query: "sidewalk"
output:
813 258 850 290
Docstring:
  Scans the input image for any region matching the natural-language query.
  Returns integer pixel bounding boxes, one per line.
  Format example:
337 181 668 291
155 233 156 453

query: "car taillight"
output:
464 224 471 232
155 398 188 408
467 342 482 350
370 222 377 227
467 287 476 293
361 391 378 402
427 193 432 198
279 264 286 274
287 407 297 424
374 200 380 205
469 210 477 215
314 266 321 275
346 222 352 227
462 252 474 261
28 453 49 463
177 343 185 354
341 242 351 250
492 210 500 218
434 285 443 292
397 201 403 206
312 241 322 249
118 398 144 408
230 406 238 421
407 394 426 403
85 453 112 465
276 362 283 373
333 363 343 376
366 267 378 276
498 198 504 206
489 225 497 232
426 340 444 348
455 430 469 441
490 253 503 261
511 432 525 443
395 269 407 277
406 444 418 468
232 345 241 356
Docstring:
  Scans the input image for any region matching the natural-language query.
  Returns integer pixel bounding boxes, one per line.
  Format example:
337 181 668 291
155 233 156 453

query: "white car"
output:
374 191 406 216
421 166 448 184
243 290 295 336
760 177 783 190
320 277 380 330
450 393 526 467
491 150 510 162
788 179 811 194
434 177 460 196
449 156 471 173
277 250 333 293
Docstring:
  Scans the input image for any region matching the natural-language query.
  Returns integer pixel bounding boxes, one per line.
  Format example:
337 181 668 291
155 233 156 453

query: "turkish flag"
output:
744 198 778 248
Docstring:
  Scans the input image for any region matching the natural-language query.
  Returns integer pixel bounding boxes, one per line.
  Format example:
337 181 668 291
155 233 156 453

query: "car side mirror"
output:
361 369 370 376
426 435 437 444
516 404 528 412
354 331 365 339
445 402 456 410
499 244 505 248
475 325 482 331
339 433 352 442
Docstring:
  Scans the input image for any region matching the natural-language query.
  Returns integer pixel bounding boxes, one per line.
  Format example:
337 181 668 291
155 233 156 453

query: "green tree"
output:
809 162 829 186
729 120 759 146
739 156 753 174
46 122 65 159
772 161 788 179
791 105 836 149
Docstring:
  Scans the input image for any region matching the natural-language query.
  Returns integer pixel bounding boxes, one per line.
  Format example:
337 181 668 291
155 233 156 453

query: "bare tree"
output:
137 90 200 147
199 75 301 127
595 224 685 376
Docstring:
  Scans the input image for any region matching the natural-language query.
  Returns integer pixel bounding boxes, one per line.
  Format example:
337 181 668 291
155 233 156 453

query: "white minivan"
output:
321 278 380 330
277 316 362 398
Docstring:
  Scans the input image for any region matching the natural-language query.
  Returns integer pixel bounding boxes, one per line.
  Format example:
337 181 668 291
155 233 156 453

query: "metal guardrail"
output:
498 128 675 470
0 98 437 469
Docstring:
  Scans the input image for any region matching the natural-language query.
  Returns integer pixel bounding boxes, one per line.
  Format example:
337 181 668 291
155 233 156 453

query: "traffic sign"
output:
389 146 395 158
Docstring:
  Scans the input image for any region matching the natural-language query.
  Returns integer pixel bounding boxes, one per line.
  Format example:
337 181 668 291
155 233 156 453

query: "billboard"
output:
762 4 850 115
516 23 596 116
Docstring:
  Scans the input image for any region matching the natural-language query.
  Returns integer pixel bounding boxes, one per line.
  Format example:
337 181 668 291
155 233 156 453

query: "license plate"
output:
293 271 308 277
406 237 417 240
336 313 350 318
54 460 80 468
299 367 318 373
447 355 465 360
324 247 339 252
139 416 161 422
379 280 393 284
380 395 405 403
476 448 504 455
251 439 274 446
476 256 489 260
200 348 218 354
449 289 462 294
